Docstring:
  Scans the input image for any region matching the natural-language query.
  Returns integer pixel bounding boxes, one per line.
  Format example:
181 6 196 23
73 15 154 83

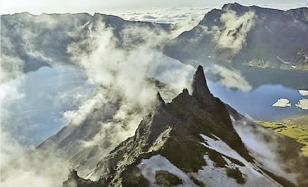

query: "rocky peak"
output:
285 7 308 22
222 3 250 14
155 91 166 108
192 65 213 106
182 88 189 96
63 65 256 187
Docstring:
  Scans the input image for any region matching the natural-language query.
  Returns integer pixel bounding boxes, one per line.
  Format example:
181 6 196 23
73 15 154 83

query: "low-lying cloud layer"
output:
232 118 299 185
1 149 69 187
2 6 307 187
65 18 195 163
103 7 210 37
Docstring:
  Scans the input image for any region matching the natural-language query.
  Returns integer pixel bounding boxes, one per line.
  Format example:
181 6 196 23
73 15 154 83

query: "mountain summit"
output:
63 65 282 187
192 65 213 105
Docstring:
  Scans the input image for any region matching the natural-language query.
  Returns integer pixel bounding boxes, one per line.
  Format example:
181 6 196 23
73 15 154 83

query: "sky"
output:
1 0 307 15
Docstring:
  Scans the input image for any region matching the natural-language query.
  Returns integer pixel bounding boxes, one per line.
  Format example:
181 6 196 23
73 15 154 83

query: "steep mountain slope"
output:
62 66 290 187
163 3 308 90
33 79 169 178
258 120 308 157
164 3 308 69
231 110 308 187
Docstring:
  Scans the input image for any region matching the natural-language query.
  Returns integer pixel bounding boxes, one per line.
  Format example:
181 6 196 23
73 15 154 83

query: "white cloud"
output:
102 7 210 37
1 13 66 83
205 64 252 92
0 78 25 149
0 0 212 15
232 118 298 184
0 47 25 83
0 126 25 167
58 18 195 178
1 12 195 184
3 3 307 185
1 148 70 187
1 0 307 15
66 18 193 120
61 90 106 126
1 91 70 187
212 9 256 54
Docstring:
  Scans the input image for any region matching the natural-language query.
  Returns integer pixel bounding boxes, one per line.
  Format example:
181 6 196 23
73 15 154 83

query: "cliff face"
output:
63 66 281 187
1 13 171 78
164 3 308 68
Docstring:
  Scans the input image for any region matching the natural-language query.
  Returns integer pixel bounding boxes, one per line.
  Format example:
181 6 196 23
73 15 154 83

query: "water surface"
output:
208 81 307 121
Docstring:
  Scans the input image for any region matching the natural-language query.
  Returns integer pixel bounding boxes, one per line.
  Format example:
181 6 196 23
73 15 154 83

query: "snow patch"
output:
196 155 235 186
272 98 291 107
196 155 278 187
296 99 308 110
137 155 197 187
298 90 308 96
200 134 260 176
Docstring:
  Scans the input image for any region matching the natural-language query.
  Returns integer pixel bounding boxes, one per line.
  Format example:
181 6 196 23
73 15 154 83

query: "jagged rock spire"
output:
192 65 213 103
182 88 189 96
155 91 166 108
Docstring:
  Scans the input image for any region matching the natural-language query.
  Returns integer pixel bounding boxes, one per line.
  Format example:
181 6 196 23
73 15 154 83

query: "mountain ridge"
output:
1 11 171 81
61 66 282 187
164 3 308 68
163 3 308 90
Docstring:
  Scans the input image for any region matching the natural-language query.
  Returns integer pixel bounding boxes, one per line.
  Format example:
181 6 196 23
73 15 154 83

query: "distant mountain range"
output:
1 12 170 81
2 3 308 187
164 3 308 89
164 3 308 69
2 3 308 89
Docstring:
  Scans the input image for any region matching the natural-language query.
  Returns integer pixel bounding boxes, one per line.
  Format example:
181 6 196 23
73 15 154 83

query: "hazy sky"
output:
1 0 307 14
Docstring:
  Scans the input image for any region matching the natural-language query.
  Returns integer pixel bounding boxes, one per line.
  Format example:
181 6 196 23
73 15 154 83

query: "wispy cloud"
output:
205 64 252 92
0 13 196 185
212 9 256 54
232 118 299 184
65 17 194 153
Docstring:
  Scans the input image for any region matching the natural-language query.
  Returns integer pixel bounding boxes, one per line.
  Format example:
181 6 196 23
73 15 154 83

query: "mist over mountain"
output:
58 66 308 187
1 12 171 82
165 3 308 67
2 4 308 89
1 3 308 187
164 3 308 89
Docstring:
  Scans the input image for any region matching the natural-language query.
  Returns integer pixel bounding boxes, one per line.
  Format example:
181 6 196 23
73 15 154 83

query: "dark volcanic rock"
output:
285 7 308 22
154 170 183 186
164 3 308 68
192 65 213 106
63 65 254 187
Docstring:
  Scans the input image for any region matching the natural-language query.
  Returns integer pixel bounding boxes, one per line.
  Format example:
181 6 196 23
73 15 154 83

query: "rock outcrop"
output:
63 66 281 187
